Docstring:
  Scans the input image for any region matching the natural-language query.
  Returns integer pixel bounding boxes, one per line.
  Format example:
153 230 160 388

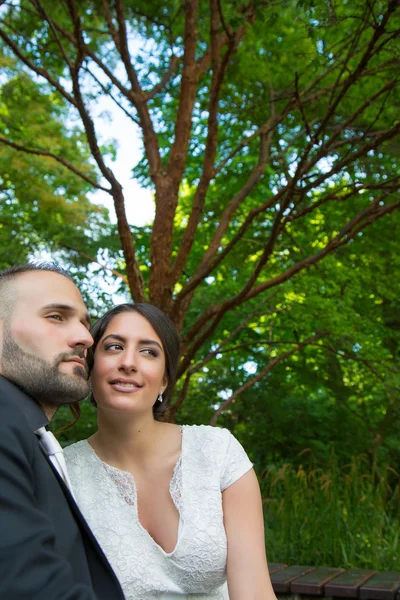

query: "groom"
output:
0 263 124 599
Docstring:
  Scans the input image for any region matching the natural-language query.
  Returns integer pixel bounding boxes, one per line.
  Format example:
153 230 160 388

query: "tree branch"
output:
286 178 400 225
244 198 400 303
0 27 77 106
217 0 233 38
209 332 327 425
314 0 399 143
176 109 399 336
167 372 192 421
101 0 121 52
295 117 400 201
170 1 246 286
44 12 139 111
174 124 276 310
294 72 312 139
63 0 116 187
213 71 340 178
61 244 128 283
0 135 110 192
167 0 199 183
31 0 73 69
112 185 146 302
144 54 180 100
182 296 280 364
65 0 146 301
149 0 199 307
179 198 399 372
113 0 162 180
82 66 140 125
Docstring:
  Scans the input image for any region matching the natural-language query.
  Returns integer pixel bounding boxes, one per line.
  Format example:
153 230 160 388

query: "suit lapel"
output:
37 442 112 566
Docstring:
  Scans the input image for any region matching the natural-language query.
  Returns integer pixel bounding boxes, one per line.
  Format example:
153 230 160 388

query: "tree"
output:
0 0 399 423
0 52 112 270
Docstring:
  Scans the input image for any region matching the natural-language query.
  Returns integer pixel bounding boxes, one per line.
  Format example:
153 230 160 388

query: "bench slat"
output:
271 565 315 593
325 569 376 598
359 572 400 600
268 563 288 575
291 567 345 595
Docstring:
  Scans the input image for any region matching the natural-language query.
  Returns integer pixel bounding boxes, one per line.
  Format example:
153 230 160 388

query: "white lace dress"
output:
64 425 253 600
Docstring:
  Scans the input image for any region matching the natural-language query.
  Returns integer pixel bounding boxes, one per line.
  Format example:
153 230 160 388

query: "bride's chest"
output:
81 454 227 562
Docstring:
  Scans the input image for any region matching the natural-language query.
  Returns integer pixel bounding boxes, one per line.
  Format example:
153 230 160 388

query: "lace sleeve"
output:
219 430 253 491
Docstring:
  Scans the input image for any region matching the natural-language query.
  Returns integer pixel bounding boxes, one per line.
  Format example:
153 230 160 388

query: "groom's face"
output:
0 270 93 407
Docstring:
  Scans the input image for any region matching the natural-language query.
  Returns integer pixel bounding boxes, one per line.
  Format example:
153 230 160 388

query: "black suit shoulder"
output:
0 379 124 600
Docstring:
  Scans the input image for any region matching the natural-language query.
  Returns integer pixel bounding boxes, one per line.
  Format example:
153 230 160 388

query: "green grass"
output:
261 455 400 570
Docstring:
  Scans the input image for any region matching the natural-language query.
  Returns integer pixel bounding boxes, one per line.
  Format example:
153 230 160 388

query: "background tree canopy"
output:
0 0 399 478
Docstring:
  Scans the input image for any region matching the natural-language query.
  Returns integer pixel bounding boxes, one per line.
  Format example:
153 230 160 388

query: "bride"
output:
64 303 276 600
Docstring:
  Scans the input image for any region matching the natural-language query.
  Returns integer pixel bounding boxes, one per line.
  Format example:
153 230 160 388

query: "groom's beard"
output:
1 328 89 407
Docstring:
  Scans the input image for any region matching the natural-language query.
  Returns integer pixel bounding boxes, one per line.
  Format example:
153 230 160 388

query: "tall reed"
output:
261 455 400 570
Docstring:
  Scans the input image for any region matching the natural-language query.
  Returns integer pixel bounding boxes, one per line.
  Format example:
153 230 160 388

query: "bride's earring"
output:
157 393 163 403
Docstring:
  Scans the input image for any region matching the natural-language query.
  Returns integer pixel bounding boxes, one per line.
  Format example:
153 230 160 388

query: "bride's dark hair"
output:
88 303 180 419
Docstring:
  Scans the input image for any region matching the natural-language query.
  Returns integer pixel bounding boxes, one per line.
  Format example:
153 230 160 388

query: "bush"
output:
262 454 400 570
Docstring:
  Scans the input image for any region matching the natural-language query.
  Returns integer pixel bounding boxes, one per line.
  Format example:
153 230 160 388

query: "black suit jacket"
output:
0 376 125 600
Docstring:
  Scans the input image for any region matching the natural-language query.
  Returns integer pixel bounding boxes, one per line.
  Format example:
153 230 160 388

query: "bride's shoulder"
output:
182 423 230 437
182 424 232 450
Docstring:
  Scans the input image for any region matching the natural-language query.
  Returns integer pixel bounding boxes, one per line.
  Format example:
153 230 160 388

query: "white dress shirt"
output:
35 426 76 499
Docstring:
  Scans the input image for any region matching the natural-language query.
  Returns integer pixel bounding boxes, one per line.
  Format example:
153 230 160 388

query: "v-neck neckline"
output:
84 426 185 557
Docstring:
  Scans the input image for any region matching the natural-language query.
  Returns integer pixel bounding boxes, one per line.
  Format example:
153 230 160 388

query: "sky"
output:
36 92 154 301
88 86 155 228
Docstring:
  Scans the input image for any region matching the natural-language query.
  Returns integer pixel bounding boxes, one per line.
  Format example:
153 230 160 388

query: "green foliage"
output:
262 457 400 569
0 62 102 260
179 207 400 472
52 401 98 447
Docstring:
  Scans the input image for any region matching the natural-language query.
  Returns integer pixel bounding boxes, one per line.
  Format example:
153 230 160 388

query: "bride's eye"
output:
141 348 159 358
104 343 123 351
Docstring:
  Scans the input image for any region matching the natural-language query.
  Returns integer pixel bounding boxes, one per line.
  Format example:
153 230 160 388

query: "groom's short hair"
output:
0 262 73 320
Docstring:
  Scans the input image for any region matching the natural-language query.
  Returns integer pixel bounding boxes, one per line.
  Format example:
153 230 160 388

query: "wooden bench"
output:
269 564 400 600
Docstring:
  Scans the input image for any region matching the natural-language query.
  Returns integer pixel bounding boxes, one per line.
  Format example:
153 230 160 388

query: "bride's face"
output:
90 311 167 414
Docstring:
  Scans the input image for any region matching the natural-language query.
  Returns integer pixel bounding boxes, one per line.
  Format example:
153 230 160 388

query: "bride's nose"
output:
118 349 138 372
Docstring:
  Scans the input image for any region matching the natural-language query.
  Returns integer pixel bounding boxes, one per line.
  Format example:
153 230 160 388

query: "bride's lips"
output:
109 379 143 393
